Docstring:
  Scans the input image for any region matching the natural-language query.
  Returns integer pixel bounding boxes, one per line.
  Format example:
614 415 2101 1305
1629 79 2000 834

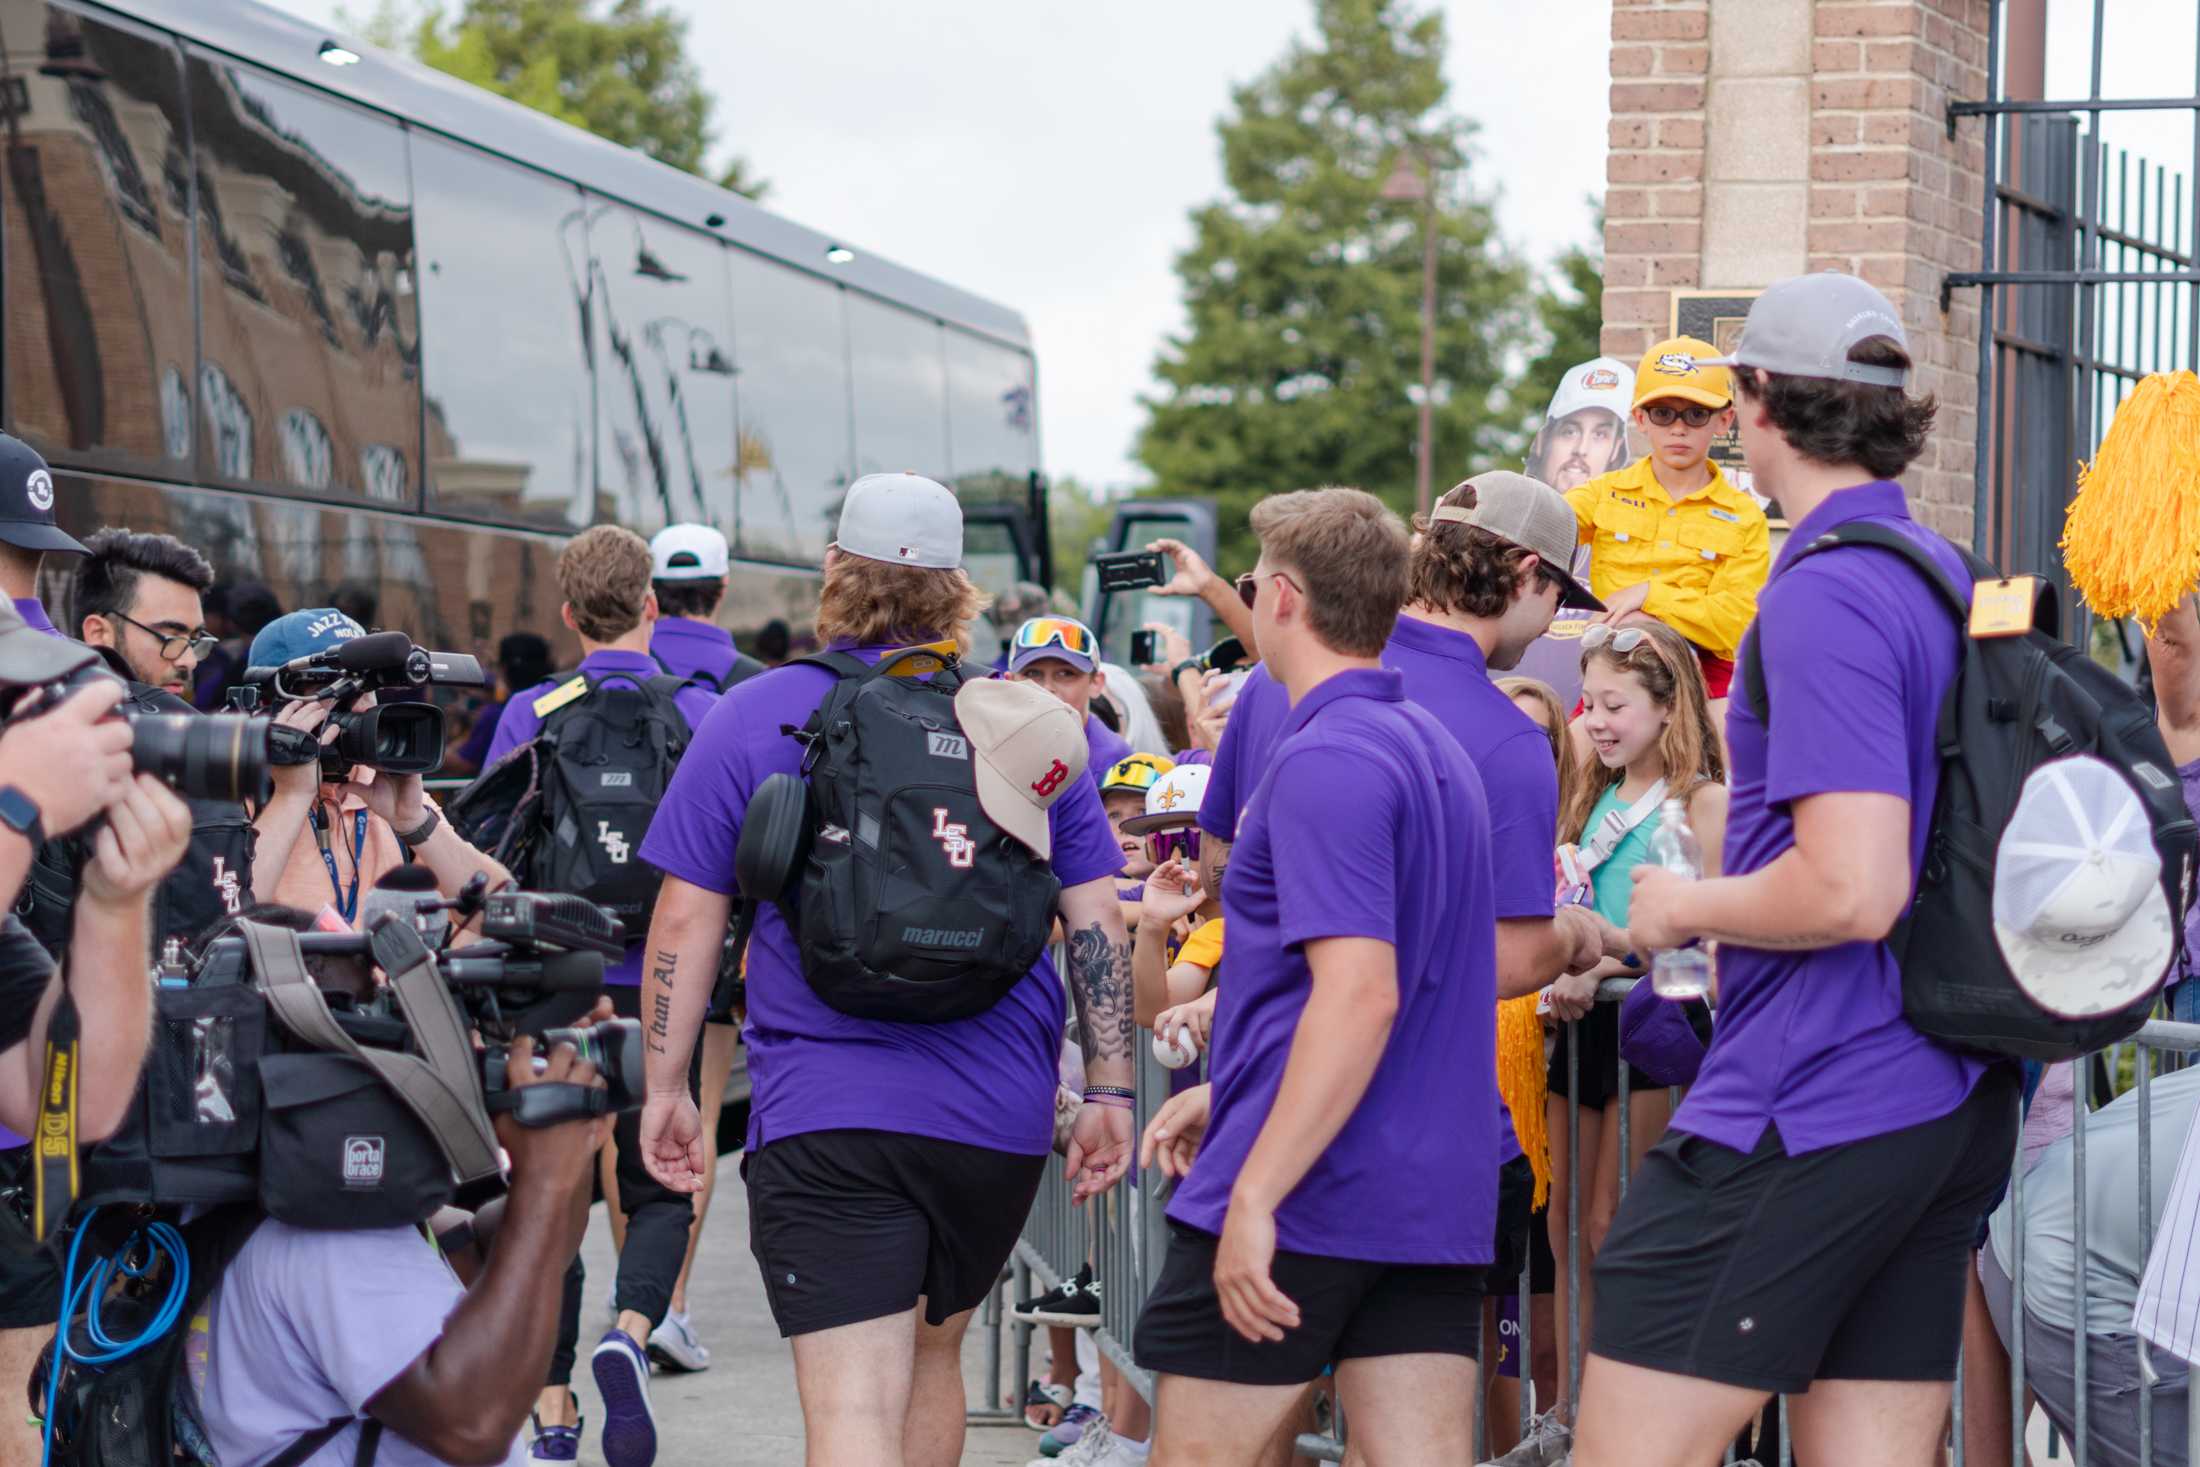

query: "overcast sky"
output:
261 0 2200 489
263 0 1612 492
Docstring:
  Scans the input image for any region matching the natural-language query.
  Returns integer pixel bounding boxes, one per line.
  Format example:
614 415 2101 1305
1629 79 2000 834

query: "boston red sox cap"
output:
0 436 85 555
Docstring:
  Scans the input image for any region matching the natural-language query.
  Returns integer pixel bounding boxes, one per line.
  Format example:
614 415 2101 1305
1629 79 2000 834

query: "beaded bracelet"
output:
1083 1085 1136 1102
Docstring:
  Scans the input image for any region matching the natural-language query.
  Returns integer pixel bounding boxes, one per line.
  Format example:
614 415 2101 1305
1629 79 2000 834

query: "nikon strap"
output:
240 921 501 1187
31 983 77 1243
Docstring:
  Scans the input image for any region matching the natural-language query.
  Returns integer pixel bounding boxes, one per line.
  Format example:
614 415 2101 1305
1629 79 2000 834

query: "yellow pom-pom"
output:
1496 994 1551 1209
2062 370 2200 633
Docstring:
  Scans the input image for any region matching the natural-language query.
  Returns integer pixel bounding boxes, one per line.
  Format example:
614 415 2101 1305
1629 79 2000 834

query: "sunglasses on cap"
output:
1146 827 1203 867
1013 617 1096 657
1579 624 1649 654
1103 756 1171 794
1642 403 1721 429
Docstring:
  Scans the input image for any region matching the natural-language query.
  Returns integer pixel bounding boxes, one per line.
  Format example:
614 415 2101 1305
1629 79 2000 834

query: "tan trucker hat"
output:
955 677 1090 860
1430 471 1605 612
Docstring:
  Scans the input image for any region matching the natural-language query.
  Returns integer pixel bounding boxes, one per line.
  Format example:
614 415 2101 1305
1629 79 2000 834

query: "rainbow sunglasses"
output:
1102 754 1175 795
1013 617 1098 660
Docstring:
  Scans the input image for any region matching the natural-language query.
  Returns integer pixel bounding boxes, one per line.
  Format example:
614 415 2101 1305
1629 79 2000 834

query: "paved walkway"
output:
563 1152 1041 1466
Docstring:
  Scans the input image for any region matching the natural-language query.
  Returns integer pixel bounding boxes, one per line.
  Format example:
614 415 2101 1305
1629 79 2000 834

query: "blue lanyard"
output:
313 805 370 922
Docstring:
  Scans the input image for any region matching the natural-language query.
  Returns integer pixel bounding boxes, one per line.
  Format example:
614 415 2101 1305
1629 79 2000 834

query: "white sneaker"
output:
1479 1412 1572 1467
1041 1420 1121 1467
647 1309 711 1372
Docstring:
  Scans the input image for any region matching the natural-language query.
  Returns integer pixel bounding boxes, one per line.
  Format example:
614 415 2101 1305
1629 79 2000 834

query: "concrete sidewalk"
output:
563 1153 1043 1466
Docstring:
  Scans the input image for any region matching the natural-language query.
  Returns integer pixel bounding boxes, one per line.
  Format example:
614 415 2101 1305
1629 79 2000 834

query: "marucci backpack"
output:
751 648 1060 1023
1740 521 2195 1061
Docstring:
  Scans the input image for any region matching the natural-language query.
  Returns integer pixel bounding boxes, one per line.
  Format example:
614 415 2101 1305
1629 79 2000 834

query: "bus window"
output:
848 294 948 483
726 249 850 564
186 50 418 504
413 134 593 529
945 328 1036 506
2 7 193 476
583 198 737 539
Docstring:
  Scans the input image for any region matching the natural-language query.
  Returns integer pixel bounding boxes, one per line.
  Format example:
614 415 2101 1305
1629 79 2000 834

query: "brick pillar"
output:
1603 0 1990 543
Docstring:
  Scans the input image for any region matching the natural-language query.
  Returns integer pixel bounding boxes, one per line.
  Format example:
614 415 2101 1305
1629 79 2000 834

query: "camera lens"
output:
534 1018 642 1111
330 703 444 776
123 711 270 805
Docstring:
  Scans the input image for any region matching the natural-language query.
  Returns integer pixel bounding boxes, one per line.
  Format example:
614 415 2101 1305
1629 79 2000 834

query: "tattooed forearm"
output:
1065 921 1135 1066
644 948 677 1053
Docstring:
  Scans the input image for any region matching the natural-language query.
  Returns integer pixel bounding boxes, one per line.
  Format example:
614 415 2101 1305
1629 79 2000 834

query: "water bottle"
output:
1647 797 1712 1000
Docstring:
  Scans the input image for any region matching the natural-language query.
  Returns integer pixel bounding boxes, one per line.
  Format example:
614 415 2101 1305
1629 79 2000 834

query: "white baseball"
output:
1151 1023 1201 1070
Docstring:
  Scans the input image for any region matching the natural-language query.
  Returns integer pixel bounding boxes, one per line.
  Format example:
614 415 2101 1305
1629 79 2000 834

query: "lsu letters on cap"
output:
0 435 84 556
956 677 1089 860
835 473 963 570
650 523 730 581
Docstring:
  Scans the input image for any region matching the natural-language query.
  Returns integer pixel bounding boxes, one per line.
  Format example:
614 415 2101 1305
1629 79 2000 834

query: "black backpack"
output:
1740 521 2195 1061
458 671 697 939
746 649 1060 1023
653 647 762 696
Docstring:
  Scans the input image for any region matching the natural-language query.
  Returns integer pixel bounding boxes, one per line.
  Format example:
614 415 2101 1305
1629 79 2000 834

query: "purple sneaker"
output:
591 1329 658 1467
529 1417 581 1462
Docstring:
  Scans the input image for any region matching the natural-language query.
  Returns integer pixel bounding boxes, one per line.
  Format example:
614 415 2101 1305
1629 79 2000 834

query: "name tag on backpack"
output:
1969 577 2039 639
532 676 590 717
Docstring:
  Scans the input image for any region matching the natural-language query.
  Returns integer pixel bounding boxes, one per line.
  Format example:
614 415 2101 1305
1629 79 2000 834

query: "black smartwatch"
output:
0 787 43 850
1169 658 1206 686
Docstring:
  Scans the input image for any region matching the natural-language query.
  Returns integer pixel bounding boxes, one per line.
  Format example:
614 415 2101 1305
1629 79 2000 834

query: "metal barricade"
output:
993 984 2200 1467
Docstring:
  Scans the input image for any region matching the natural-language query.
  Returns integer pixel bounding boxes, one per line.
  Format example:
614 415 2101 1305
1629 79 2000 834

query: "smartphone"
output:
1094 549 1167 593
1130 628 1160 666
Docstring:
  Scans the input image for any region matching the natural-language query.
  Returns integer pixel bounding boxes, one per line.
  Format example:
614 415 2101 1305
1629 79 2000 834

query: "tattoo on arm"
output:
1065 921 1134 1066
1698 930 1857 950
644 948 677 1053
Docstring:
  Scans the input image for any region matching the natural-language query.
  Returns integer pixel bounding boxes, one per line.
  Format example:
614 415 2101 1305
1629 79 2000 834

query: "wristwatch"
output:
0 787 43 850
1169 658 1206 686
394 804 442 849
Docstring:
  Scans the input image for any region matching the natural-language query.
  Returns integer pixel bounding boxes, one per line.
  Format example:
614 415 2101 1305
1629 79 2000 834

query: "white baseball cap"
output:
1992 755 2176 1018
1544 356 1636 426
835 472 963 570
1701 271 1911 387
1121 764 1212 836
650 523 729 581
955 677 1088 859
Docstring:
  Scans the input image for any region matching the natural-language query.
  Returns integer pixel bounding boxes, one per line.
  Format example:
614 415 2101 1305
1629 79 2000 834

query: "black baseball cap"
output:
0 436 85 555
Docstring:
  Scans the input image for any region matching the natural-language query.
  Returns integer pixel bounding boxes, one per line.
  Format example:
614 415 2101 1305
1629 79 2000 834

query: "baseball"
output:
1152 1023 1201 1070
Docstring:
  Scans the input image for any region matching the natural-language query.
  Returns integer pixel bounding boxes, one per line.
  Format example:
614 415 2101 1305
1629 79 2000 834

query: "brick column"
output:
1602 0 1991 543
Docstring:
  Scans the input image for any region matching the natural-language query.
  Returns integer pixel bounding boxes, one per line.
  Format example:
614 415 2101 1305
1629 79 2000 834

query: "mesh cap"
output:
1431 471 1605 612
1701 272 1910 387
1992 755 2174 1017
955 677 1088 860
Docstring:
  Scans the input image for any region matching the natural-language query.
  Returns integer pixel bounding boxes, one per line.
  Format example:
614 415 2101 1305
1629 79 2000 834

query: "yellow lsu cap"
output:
1633 336 1733 410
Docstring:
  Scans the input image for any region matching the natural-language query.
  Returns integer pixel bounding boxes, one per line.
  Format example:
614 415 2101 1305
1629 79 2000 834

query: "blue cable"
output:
39 1207 192 1467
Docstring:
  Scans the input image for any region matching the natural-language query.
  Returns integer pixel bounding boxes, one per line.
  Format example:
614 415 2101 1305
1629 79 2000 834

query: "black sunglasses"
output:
1642 403 1721 429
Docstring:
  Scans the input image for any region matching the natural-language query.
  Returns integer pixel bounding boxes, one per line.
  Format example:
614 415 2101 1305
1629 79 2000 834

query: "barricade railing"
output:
991 981 2200 1467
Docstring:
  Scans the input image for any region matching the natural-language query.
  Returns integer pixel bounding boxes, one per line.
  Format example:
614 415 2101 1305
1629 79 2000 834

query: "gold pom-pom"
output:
2062 370 2200 633
1496 994 1551 1208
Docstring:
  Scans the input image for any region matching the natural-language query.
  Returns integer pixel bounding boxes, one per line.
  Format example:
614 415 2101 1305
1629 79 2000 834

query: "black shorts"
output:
1546 1001 1656 1111
1135 1222 1484 1386
1528 1203 1555 1296
1591 1066 2018 1393
0 1152 58 1330
743 1128 1044 1338
1489 1154 1535 1285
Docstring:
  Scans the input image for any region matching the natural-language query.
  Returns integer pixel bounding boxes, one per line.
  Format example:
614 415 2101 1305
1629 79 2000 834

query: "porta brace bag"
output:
1739 521 2195 1061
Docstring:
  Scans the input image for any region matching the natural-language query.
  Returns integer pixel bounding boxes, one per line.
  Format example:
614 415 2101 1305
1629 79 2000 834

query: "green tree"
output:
1513 201 1606 440
1135 0 1528 571
1048 475 1116 597
344 0 768 200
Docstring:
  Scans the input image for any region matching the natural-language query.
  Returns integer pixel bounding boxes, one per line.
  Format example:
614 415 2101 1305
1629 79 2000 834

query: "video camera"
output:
232 630 486 777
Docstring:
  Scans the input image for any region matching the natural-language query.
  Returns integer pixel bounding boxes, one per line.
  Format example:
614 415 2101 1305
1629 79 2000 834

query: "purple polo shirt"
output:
651 616 760 691
1168 666 1498 1264
1199 664 1289 843
1675 480 1989 1155
487 650 720 985
1087 713 1132 790
637 646 1124 1155
1382 613 1562 1167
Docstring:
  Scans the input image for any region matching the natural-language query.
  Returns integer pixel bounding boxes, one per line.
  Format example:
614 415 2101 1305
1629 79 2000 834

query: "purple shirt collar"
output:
1774 480 1911 572
1387 612 1493 677
1280 664 1404 741
654 617 731 650
12 598 58 638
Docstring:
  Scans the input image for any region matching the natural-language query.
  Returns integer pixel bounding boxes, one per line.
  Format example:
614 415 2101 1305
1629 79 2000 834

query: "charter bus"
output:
0 0 1061 677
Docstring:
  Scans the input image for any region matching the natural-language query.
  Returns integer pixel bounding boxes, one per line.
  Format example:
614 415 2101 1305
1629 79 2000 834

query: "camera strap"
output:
241 921 501 1188
30 981 77 1243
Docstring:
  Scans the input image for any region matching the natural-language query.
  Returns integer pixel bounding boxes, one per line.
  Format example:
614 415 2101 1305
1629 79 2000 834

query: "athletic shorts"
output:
1591 1065 2018 1393
743 1128 1044 1338
1135 1222 1484 1386
1490 1154 1535 1286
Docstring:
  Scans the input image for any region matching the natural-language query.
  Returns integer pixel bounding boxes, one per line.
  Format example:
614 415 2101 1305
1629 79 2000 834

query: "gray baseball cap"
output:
834 472 962 570
1700 271 1910 387
1431 471 1604 611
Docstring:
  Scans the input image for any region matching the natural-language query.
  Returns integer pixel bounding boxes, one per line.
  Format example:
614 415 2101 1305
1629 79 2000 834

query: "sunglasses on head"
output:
1642 403 1721 429
1146 827 1203 867
1580 624 1649 654
1014 617 1095 656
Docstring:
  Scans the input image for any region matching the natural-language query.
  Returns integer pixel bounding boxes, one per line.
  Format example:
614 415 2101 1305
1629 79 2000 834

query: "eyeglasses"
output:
1146 827 1203 867
110 610 216 663
1102 755 1172 795
1579 624 1649 654
1642 403 1721 429
1235 570 1304 610
1013 617 1096 657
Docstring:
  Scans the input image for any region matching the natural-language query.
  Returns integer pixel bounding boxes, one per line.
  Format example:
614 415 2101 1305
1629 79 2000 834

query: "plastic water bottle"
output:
1647 798 1712 1000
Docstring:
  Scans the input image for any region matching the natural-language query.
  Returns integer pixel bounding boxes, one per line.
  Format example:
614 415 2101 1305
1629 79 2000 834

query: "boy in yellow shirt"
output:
1565 336 1771 699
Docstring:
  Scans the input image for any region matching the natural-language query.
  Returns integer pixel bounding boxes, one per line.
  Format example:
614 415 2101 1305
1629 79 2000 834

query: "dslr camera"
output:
0 629 268 805
234 630 486 777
